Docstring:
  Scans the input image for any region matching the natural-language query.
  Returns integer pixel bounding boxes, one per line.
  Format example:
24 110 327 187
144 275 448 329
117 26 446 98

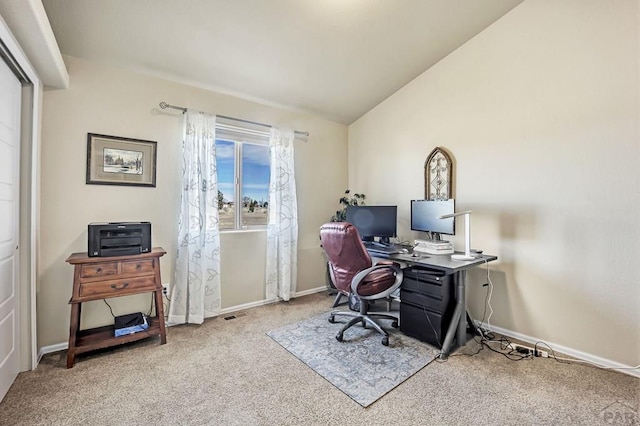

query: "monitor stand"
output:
425 233 449 244
362 236 391 247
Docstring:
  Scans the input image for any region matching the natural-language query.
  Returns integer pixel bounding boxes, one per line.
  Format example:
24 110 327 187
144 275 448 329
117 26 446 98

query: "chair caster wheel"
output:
328 315 335 323
336 333 343 342
382 336 389 346
392 320 399 328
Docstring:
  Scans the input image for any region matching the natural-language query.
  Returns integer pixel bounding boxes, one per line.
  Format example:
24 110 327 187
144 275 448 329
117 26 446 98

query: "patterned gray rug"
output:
266 311 437 407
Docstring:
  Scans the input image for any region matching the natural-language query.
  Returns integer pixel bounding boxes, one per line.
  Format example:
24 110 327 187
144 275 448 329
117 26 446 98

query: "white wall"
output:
349 0 639 366
39 56 347 348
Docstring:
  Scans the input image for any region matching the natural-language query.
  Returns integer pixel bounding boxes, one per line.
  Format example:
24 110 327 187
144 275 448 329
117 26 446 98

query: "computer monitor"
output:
345 205 397 244
411 199 455 238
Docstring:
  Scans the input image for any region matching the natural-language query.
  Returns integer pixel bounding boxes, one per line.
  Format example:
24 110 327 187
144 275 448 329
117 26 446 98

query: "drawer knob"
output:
136 264 142 270
96 267 103 274
110 282 129 290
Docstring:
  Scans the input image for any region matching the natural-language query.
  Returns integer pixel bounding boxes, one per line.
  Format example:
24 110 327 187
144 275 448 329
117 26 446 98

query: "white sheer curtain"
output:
265 127 298 301
168 110 221 324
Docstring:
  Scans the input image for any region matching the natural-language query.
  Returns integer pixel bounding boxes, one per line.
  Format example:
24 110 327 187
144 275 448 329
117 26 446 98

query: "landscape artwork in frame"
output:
86 133 157 187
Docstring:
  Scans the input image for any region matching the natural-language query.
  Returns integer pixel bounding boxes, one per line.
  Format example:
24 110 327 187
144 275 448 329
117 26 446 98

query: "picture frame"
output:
86 133 157 187
424 146 453 200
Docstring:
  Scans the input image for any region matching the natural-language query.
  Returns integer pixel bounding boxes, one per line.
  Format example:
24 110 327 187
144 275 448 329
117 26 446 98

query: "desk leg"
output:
439 270 467 359
456 270 467 348
439 301 462 359
66 303 80 368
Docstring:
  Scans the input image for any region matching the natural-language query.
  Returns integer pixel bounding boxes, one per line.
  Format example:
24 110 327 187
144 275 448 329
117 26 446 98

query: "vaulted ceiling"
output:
33 0 524 124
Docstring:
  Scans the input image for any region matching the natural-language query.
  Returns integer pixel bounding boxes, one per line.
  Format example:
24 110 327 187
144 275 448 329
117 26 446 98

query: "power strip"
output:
507 342 549 358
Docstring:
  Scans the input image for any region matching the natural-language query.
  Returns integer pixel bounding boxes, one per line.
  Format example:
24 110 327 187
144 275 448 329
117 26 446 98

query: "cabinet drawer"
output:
81 262 118 278
400 301 449 346
79 276 156 298
402 279 446 299
122 259 154 274
401 267 453 300
403 267 450 284
400 289 447 312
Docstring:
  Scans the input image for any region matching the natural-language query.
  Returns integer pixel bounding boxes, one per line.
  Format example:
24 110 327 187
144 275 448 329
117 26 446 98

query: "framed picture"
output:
86 133 157 187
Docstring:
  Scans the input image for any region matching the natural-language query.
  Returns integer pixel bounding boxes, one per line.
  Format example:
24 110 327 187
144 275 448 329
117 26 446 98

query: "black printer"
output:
88 222 151 257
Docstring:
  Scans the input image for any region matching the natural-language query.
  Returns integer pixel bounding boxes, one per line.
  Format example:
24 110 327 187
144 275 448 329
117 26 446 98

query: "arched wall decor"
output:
424 147 454 200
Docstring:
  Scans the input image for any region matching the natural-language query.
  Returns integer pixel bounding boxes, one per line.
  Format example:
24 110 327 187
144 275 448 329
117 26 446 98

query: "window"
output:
216 137 270 230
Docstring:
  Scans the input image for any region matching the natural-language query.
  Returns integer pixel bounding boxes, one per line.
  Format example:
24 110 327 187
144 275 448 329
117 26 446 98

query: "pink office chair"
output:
319 222 403 346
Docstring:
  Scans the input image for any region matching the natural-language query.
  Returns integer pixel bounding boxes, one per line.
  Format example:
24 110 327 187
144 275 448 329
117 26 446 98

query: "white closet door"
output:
0 54 21 402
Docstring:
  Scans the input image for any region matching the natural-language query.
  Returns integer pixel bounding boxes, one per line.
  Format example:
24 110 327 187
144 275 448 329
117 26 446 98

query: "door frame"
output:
0 15 42 371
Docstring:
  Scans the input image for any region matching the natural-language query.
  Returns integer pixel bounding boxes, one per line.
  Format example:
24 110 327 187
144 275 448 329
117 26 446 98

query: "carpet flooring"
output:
0 292 638 425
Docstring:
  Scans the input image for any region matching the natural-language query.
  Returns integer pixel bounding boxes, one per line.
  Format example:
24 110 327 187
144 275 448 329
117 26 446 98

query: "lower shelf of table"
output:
72 316 165 355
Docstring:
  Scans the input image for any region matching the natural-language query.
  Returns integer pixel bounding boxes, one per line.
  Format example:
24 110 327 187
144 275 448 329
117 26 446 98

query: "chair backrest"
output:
319 222 372 294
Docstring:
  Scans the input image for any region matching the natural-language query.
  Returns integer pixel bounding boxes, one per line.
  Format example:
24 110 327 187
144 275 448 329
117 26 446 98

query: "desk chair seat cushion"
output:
357 269 397 296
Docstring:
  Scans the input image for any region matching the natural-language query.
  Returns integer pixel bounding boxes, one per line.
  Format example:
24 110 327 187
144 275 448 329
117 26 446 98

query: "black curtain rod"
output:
158 101 310 137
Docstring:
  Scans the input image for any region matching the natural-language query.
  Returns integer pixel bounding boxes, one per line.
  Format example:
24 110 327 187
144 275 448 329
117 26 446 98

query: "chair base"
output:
331 292 347 308
328 310 399 346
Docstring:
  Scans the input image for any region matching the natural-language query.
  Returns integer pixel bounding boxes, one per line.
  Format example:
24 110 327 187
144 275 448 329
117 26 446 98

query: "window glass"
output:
241 143 270 227
216 139 236 230
215 138 270 230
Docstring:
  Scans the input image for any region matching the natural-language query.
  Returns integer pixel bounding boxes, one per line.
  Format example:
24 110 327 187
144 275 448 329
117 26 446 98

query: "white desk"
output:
372 250 498 358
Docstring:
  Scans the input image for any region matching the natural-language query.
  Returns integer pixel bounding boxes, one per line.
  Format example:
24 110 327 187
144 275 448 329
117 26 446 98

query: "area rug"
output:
266 312 436 407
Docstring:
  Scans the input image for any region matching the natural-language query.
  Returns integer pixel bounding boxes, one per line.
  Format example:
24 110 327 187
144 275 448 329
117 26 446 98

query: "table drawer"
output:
79 276 156 298
81 262 118 278
122 259 154 274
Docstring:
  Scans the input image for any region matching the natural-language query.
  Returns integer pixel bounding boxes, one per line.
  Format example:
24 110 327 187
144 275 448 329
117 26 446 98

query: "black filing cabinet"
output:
399 267 455 347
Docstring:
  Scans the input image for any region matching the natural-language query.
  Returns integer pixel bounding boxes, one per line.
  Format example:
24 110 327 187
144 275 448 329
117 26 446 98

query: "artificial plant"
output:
331 189 366 221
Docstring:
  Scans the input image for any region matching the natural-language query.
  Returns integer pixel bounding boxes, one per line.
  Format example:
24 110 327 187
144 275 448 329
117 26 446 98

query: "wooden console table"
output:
65 247 167 368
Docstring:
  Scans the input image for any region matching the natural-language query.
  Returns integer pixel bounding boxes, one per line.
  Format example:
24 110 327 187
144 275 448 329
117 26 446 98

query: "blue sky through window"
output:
216 139 270 203
242 143 270 203
216 140 235 203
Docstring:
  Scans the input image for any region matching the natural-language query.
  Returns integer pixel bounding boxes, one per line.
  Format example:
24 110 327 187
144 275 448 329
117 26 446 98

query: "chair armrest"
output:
350 264 404 300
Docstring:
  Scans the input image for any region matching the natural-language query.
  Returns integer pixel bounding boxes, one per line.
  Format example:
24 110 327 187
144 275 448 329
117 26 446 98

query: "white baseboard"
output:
37 342 68 365
218 285 326 315
474 320 640 378
293 285 328 298
37 285 329 361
